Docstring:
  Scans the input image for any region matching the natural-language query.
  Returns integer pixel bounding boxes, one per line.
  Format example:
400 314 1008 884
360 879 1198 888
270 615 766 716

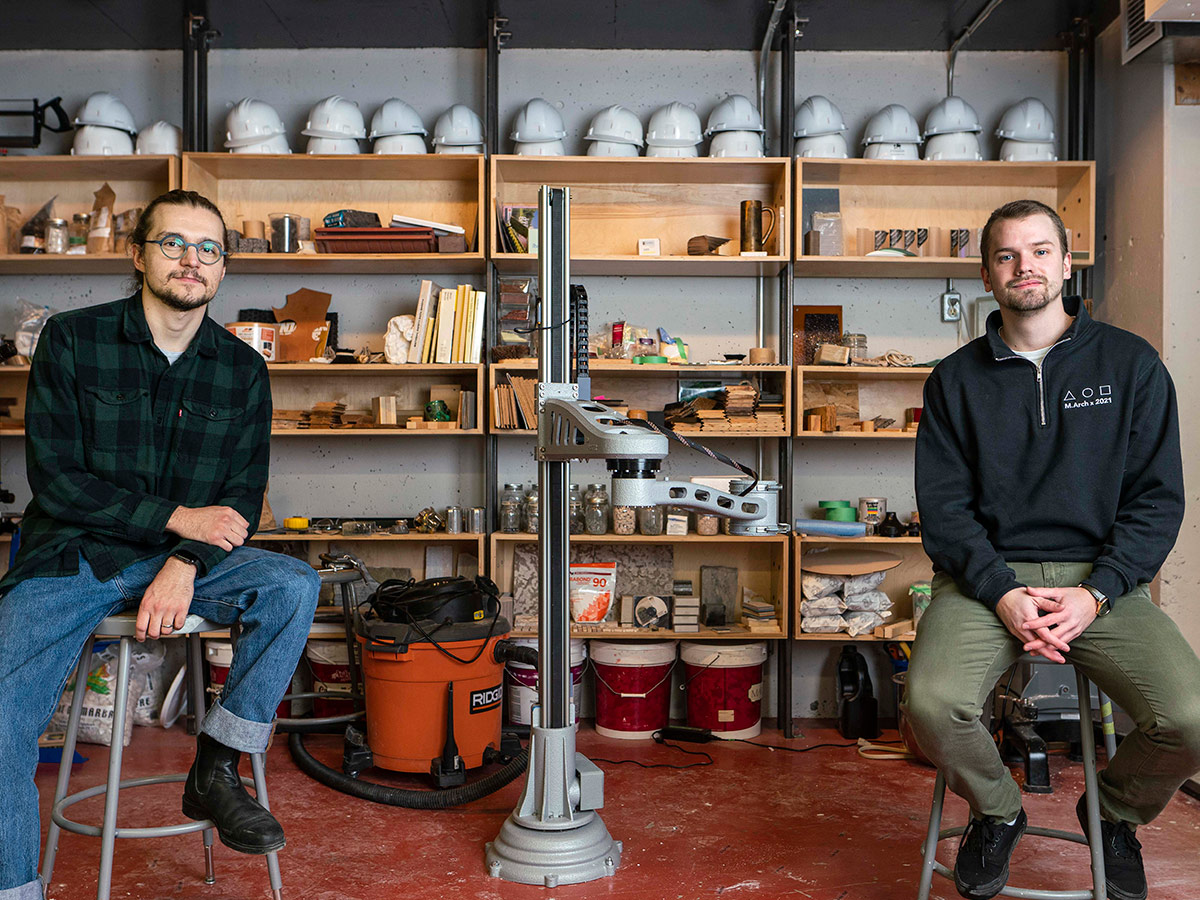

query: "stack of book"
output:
673 595 700 633
740 597 779 633
408 280 487 364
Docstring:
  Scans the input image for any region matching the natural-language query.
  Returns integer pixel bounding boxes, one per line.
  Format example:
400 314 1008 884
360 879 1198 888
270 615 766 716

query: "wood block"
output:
371 395 397 426
873 618 915 639
860 420 875 433
813 343 850 366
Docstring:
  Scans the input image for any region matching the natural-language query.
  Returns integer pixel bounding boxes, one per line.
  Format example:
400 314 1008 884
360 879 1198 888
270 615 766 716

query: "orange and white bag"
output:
570 562 617 622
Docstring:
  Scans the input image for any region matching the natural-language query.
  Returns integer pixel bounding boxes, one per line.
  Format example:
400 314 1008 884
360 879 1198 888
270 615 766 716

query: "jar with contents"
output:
499 482 523 534
584 483 610 535
568 484 585 535
695 513 720 536
68 213 91 254
842 332 869 360
524 486 539 534
638 505 664 536
45 218 69 255
611 505 636 535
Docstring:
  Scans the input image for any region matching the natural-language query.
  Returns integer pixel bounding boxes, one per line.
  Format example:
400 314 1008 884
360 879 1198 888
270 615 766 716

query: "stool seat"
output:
94 612 221 637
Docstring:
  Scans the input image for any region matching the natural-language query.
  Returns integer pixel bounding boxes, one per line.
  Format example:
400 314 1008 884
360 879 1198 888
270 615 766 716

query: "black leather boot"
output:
182 733 285 854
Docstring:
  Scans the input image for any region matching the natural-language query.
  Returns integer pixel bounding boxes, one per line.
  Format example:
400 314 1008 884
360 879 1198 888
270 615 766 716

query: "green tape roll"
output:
825 507 858 522
632 355 669 364
819 500 853 508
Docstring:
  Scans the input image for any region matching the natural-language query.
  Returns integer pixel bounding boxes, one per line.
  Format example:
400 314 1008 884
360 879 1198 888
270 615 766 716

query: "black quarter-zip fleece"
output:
915 296 1184 608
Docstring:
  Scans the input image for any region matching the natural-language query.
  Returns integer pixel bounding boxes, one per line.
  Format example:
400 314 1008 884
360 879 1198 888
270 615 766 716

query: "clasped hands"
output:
996 585 1097 664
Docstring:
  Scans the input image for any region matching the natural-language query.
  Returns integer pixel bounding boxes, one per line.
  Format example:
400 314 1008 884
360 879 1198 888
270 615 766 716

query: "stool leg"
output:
187 634 206 735
1098 689 1118 762
1076 670 1106 900
916 770 946 900
96 637 132 900
202 827 216 884
249 752 283 900
40 636 96 889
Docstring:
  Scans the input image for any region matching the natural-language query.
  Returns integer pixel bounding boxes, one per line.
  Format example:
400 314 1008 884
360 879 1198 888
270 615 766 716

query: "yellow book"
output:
462 289 477 364
452 284 468 363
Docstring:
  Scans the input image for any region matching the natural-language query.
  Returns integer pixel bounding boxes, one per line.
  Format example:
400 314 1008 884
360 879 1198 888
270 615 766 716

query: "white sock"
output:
1005 814 1020 826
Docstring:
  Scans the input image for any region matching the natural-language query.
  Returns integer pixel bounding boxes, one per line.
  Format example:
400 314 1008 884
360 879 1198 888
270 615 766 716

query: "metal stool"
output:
916 666 1121 900
40 613 283 900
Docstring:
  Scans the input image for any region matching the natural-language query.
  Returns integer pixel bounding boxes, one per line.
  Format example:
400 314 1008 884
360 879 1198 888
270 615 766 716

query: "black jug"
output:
837 645 880 739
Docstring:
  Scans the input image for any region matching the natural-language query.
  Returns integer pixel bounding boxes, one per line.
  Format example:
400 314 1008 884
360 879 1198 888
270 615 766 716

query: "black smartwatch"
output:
171 548 201 569
1079 583 1111 617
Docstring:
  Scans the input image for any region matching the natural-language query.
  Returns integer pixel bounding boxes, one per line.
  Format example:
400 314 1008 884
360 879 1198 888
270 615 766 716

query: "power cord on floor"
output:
590 734 714 769
732 739 857 753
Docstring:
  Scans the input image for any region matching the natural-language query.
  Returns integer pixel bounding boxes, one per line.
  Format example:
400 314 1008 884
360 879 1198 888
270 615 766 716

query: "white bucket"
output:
505 637 586 728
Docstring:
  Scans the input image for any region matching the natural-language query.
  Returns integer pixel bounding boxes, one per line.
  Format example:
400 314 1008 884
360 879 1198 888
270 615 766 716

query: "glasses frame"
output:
142 235 228 265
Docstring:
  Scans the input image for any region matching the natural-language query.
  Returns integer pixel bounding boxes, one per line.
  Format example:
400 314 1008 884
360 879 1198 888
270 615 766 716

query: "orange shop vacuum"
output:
288 574 538 808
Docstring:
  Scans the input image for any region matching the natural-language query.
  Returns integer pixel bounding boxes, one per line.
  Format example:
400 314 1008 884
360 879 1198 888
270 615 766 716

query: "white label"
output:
638 238 660 256
748 682 763 702
718 709 735 722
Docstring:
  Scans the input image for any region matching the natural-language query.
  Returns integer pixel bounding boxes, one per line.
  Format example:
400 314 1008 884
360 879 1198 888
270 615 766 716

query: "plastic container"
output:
504 637 587 728
680 641 767 739
590 640 676 740
269 212 309 253
207 640 290 719
305 641 355 718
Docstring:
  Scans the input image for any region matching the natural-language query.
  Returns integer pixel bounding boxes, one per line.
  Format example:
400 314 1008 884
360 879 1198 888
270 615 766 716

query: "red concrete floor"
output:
35 721 1200 900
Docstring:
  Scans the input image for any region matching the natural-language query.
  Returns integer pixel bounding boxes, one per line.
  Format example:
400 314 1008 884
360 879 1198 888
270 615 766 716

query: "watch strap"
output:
1079 582 1110 616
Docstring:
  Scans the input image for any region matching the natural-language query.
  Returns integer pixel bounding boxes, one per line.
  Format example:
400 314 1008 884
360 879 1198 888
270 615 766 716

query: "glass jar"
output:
568 484 585 535
842 332 868 360
637 505 664 536
499 482 523 534
45 218 69 255
69 213 91 254
611 505 636 535
524 486 539 535
695 513 720 536
584 483 610 535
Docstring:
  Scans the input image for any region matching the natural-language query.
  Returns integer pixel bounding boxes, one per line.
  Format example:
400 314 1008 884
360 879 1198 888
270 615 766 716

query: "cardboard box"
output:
225 322 277 361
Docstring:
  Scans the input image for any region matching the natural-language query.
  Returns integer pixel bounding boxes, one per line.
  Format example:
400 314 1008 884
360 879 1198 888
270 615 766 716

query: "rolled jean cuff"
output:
0 878 45 900
201 699 272 753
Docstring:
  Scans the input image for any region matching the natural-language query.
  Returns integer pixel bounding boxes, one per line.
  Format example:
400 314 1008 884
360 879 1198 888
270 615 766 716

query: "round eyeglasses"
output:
143 235 227 265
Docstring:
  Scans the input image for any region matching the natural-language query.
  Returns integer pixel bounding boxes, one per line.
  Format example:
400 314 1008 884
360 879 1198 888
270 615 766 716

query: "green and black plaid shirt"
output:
0 294 271 593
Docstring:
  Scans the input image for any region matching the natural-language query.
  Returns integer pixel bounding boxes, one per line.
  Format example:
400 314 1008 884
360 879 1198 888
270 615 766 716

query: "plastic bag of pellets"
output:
843 569 886 597
51 642 154 746
843 590 893 614
800 570 844 600
845 610 885 637
131 641 169 726
800 614 847 634
800 596 847 616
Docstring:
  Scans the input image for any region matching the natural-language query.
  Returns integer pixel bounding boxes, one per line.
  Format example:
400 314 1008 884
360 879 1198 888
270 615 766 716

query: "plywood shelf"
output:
511 626 786 640
491 532 788 543
271 428 483 437
492 253 788 277
251 532 483 542
794 365 932 438
225 252 484 274
794 255 1091 278
267 364 482 376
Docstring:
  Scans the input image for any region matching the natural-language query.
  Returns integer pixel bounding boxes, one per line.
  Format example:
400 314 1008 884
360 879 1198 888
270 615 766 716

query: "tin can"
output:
445 505 464 533
858 497 887 535
467 506 486 534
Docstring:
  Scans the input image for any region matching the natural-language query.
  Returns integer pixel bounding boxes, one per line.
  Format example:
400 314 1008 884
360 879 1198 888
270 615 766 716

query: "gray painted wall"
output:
0 46 1067 718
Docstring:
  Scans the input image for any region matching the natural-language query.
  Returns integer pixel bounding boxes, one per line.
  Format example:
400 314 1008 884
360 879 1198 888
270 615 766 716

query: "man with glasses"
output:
0 189 320 900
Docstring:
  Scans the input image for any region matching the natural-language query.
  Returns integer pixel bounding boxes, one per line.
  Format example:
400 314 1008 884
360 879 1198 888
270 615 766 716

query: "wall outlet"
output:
941 289 962 323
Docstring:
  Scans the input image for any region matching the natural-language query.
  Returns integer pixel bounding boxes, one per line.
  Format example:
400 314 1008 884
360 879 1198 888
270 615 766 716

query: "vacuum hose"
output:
285 639 539 808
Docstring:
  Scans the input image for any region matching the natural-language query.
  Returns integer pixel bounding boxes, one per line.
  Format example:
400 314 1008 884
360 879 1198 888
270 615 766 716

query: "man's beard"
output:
151 273 215 311
995 277 1061 316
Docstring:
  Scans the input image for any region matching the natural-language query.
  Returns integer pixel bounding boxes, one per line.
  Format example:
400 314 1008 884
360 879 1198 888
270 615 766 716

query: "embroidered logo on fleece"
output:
1063 384 1112 410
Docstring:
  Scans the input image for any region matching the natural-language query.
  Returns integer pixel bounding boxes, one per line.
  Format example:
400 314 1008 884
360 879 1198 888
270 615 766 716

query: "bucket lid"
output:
205 640 234 666
590 640 676 666
306 641 351 665
509 636 586 667
680 641 767 667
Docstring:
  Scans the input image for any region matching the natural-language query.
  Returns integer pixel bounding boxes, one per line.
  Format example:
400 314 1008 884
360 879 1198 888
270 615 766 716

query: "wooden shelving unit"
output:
793 159 1095 278
492 532 789 640
793 365 933 439
250 531 486 582
491 156 791 276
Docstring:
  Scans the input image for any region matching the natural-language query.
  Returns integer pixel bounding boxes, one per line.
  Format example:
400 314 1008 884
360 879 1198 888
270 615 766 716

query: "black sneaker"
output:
953 808 1027 899
1076 794 1147 900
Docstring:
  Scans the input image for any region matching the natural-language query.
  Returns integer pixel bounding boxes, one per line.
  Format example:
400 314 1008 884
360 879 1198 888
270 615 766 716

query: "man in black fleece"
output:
905 199 1198 900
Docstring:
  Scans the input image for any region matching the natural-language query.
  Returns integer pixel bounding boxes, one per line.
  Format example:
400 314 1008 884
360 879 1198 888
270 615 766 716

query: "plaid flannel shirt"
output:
0 294 271 593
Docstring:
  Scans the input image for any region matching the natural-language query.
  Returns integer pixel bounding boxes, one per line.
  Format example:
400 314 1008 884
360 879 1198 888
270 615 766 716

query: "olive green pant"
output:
903 562 1200 825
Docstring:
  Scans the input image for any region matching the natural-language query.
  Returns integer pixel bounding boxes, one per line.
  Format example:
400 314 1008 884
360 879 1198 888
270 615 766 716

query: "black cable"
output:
625 416 759 495
591 737 714 769
990 665 1021 741
732 739 857 753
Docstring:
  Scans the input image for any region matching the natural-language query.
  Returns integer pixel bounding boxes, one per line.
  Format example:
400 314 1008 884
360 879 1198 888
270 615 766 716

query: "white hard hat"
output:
793 95 847 137
71 125 134 156
369 99 426 139
514 139 566 156
584 105 644 146
645 102 703 147
224 98 287 148
432 105 484 146
587 140 639 157
863 141 920 160
793 133 849 159
645 143 699 158
999 139 1058 161
705 94 765 137
301 95 367 139
923 96 982 137
73 92 137 135
708 130 764 158
923 131 983 161
995 97 1055 142
135 121 182 155
510 99 567 142
306 136 362 155
373 133 428 154
434 143 484 155
229 133 291 154
862 104 922 145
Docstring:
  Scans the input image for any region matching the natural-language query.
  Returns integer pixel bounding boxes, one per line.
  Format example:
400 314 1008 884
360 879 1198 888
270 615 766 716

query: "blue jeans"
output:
0 547 320 898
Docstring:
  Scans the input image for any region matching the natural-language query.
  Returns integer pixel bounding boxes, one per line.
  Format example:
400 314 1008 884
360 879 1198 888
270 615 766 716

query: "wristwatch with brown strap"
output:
1079 582 1111 617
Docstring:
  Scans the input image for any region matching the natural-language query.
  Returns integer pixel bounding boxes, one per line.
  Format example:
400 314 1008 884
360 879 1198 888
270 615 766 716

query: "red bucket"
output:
590 640 676 740
681 642 767 739
306 641 356 718
206 640 290 719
